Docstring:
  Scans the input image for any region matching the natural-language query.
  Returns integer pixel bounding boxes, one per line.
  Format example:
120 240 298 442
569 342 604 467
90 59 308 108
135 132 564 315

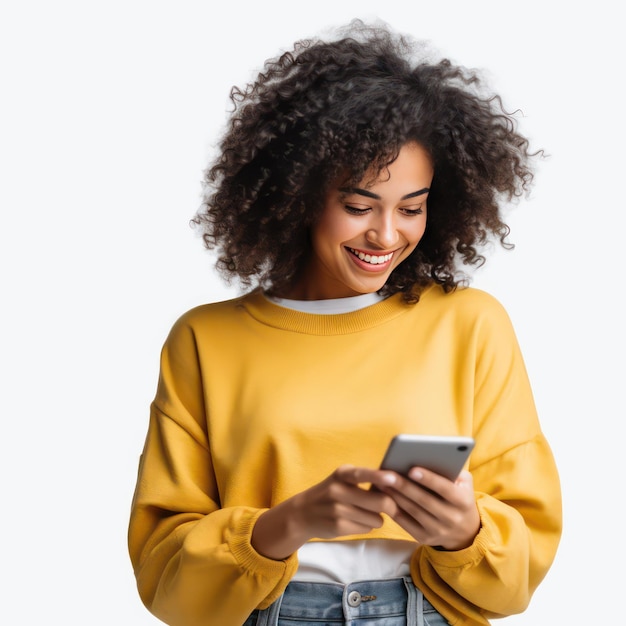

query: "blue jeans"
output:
243 577 449 625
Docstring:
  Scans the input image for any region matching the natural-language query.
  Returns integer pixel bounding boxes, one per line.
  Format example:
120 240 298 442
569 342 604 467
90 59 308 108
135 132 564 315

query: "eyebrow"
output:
338 187 430 200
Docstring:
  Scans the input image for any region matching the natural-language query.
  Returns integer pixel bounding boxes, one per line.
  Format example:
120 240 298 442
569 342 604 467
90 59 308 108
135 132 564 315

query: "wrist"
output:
251 498 309 560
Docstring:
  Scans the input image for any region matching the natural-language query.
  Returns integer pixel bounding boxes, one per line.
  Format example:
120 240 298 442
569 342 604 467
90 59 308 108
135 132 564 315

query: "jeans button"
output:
347 590 362 607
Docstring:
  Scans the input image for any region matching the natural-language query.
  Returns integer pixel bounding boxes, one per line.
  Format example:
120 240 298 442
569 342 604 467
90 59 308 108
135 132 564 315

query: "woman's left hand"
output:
380 468 480 551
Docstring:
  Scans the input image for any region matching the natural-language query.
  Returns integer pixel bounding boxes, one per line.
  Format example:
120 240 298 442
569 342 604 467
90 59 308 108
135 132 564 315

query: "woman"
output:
128 20 562 626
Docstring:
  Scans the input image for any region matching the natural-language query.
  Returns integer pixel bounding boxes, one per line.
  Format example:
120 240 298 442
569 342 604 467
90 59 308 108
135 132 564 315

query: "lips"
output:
347 247 394 266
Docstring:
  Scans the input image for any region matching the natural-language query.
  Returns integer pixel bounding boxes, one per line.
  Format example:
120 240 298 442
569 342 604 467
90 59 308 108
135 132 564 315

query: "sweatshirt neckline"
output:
268 291 385 314
241 290 421 335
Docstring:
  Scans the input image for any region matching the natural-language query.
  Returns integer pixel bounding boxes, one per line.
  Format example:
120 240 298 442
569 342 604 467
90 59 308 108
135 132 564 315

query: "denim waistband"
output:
282 578 415 620
247 577 446 626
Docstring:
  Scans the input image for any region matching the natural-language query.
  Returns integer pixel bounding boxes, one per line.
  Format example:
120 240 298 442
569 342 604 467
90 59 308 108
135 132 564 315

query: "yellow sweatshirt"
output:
128 286 562 626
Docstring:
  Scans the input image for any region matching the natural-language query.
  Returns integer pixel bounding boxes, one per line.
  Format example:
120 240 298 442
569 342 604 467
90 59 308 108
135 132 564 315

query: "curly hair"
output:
193 19 539 303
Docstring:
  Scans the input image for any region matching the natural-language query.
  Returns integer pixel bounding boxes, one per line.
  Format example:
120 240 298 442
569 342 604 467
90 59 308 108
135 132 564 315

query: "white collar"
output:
267 292 385 314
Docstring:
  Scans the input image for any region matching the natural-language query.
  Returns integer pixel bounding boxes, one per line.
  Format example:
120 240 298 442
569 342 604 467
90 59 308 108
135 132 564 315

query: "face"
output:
290 141 434 300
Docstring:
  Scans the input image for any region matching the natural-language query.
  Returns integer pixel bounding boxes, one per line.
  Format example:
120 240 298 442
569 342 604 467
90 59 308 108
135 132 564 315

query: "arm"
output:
408 295 562 620
128 317 298 626
412 436 561 619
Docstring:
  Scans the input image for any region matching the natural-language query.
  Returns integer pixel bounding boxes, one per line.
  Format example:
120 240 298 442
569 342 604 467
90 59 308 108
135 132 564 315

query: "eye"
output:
344 205 371 215
400 207 424 216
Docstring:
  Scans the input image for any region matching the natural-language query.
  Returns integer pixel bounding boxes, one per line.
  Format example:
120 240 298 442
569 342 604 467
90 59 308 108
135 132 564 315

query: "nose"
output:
365 211 399 249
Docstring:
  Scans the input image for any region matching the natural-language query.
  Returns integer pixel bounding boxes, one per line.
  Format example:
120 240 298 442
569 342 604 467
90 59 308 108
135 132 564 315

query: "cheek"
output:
407 219 427 246
313 212 355 247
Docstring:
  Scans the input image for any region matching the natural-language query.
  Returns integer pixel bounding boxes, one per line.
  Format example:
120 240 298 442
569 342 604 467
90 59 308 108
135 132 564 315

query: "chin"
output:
351 280 388 295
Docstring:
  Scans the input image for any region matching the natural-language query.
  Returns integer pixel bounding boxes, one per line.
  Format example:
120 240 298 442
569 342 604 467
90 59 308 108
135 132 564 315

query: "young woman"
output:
128 20 562 626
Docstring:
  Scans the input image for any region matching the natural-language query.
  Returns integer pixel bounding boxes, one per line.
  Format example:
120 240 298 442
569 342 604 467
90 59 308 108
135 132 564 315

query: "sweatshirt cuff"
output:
228 508 300 577
420 498 494 569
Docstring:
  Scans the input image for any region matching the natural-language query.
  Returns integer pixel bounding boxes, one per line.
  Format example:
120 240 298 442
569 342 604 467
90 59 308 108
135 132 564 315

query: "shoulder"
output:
420 284 512 326
409 285 522 354
177 294 250 324
163 293 255 347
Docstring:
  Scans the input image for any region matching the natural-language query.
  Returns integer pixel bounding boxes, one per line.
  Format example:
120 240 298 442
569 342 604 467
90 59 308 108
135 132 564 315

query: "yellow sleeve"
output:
410 293 562 623
412 436 561 622
127 314 298 626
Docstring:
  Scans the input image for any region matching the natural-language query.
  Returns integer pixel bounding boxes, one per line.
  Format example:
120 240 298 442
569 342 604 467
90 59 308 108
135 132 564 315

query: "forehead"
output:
355 142 434 188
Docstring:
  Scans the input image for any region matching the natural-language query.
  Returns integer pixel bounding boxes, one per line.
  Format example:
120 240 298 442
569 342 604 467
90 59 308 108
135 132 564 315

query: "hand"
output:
251 465 399 560
380 468 480 551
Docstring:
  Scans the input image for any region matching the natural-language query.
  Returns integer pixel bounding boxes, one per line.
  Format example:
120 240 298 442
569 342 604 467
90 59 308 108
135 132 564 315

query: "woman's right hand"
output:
250 465 399 560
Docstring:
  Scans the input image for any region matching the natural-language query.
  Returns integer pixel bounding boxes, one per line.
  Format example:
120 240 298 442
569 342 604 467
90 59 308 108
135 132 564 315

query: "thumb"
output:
455 469 474 489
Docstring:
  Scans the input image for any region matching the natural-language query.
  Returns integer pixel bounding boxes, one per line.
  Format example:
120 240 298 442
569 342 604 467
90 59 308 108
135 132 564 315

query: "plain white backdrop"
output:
1 1 624 624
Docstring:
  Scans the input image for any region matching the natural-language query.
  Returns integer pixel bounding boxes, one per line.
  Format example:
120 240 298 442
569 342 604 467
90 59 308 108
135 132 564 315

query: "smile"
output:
347 247 394 265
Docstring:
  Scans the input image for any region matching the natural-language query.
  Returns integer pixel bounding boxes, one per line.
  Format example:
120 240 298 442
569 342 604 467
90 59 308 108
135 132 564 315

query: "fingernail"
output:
381 473 396 485
410 469 423 481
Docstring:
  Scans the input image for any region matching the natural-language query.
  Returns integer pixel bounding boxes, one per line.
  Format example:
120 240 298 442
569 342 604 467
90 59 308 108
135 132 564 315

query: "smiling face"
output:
287 142 434 300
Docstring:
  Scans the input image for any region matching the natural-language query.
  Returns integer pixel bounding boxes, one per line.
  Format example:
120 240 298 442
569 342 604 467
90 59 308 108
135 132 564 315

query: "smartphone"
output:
378 434 475 481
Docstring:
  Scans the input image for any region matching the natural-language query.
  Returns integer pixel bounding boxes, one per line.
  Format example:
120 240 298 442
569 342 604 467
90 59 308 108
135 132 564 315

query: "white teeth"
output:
349 248 393 265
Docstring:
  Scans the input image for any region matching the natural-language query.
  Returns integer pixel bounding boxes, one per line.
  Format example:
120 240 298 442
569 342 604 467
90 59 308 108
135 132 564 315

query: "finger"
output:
387 508 428 541
314 490 399 537
334 464 397 488
375 470 444 509
406 467 459 500
324 501 387 530
385 484 441 528
330 479 400 519
377 472 451 526
407 468 477 512
455 470 474 490
382 487 456 546
311 515 385 539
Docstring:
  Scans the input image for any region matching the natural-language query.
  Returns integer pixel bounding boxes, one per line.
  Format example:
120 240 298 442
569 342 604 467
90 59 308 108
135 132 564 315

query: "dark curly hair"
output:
193 19 539 303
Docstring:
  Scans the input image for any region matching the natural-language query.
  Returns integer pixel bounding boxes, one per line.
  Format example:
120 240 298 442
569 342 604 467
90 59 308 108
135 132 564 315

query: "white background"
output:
1 1 624 624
